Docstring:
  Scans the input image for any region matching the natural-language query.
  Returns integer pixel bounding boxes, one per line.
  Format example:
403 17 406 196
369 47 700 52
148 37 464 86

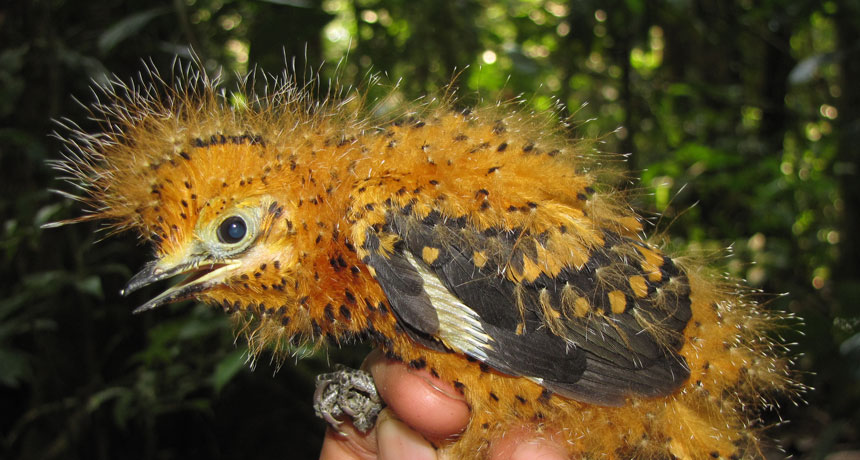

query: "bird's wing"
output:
360 209 692 406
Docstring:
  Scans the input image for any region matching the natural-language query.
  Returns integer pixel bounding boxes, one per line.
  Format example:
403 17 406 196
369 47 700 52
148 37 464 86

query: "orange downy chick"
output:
49 64 799 459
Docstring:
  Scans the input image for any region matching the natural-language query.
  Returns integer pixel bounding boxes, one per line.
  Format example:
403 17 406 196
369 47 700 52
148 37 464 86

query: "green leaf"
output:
86 386 127 412
0 349 31 387
98 7 170 54
74 275 103 299
211 349 247 393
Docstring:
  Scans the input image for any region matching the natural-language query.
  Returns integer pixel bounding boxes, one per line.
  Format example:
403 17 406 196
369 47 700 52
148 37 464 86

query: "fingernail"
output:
409 369 466 401
510 440 568 460
377 416 437 460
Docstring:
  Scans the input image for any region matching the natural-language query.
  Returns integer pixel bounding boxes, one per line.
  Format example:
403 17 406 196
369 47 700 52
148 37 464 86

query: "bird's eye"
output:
217 216 247 244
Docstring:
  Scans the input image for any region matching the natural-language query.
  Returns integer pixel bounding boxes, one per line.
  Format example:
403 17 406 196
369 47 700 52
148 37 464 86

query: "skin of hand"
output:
318 350 569 460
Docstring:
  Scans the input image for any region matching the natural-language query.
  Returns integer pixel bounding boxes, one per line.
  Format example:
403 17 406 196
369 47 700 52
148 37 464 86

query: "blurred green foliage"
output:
1 0 857 458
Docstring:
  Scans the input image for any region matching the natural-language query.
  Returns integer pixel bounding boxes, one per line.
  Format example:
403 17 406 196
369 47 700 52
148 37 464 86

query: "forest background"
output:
1 0 858 459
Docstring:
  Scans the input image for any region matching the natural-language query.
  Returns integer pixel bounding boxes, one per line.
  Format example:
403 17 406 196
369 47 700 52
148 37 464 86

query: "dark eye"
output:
217 216 247 244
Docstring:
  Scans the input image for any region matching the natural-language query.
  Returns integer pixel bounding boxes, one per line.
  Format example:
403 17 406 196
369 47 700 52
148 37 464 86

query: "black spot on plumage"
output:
339 305 351 321
538 389 552 403
324 304 336 322
487 166 500 174
523 143 535 152
179 151 191 160
497 142 508 152
489 392 499 401
409 358 427 369
452 381 465 392
454 133 468 141
344 289 357 304
470 142 491 153
384 350 401 361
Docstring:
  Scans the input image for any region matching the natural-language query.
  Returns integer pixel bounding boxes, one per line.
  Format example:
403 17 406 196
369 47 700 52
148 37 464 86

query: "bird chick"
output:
49 63 798 459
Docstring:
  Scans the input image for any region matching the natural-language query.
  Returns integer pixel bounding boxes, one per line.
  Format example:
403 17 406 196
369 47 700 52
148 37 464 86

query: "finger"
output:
488 427 569 460
376 409 438 460
365 349 470 440
319 423 377 460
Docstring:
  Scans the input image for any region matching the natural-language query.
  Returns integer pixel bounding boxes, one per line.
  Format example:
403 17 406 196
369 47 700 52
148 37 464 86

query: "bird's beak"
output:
121 257 240 313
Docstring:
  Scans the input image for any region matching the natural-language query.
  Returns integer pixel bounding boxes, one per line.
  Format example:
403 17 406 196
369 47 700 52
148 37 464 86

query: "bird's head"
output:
47 69 335 320
121 192 298 314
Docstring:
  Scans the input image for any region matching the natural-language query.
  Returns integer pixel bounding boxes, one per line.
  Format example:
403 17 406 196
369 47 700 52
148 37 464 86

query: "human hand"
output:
318 349 568 460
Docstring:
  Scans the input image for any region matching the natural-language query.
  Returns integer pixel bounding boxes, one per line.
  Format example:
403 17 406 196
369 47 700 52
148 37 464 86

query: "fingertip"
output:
376 411 438 460
319 425 377 460
367 351 470 440
509 440 568 460
489 428 569 460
